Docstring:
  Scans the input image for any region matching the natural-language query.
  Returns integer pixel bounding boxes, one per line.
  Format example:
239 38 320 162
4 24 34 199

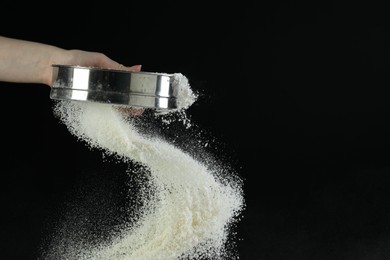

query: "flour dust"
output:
40 73 245 260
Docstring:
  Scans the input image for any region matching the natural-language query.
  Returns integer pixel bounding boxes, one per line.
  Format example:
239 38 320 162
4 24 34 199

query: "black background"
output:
2 1 390 259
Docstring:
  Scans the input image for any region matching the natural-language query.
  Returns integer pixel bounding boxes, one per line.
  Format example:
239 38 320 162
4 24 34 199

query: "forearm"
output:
0 36 141 87
0 36 66 86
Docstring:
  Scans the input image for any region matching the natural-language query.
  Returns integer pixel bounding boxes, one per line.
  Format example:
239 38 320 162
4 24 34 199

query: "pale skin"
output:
0 35 143 115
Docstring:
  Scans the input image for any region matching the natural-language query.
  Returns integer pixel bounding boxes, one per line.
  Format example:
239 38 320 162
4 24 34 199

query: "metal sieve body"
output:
50 65 177 109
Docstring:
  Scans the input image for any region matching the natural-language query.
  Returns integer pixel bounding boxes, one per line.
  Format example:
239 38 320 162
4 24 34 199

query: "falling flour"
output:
42 73 245 259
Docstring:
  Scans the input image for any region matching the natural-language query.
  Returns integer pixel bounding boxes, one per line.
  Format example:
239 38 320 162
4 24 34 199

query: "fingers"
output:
116 105 145 117
94 52 142 72
121 64 142 72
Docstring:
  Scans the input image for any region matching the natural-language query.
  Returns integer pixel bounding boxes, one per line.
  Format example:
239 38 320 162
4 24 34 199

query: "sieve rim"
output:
50 64 178 110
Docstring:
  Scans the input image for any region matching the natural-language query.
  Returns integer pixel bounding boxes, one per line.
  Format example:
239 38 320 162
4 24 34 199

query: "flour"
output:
154 72 198 129
171 73 198 112
41 73 244 259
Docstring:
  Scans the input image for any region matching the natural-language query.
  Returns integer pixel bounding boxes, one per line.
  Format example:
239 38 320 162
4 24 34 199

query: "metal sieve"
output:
50 65 178 109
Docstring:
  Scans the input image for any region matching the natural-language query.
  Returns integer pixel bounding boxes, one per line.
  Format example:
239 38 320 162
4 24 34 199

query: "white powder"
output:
41 73 244 259
171 73 198 112
154 73 198 129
